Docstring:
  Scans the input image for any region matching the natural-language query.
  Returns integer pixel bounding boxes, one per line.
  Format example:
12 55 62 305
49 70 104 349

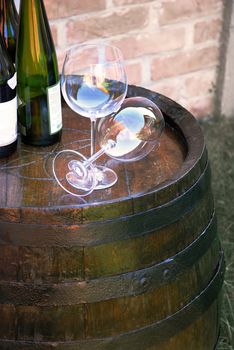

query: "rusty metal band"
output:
0 252 225 350
0 212 218 306
0 162 212 248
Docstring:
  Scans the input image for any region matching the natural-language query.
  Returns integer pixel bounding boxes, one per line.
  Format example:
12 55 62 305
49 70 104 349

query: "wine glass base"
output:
53 150 96 197
93 166 118 190
66 169 94 192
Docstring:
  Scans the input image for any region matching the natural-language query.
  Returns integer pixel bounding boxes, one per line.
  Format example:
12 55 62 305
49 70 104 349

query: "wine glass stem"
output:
84 147 106 167
90 118 97 157
84 140 116 168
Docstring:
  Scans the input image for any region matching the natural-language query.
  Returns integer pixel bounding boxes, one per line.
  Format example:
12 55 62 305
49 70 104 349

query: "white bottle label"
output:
47 82 62 135
0 96 17 147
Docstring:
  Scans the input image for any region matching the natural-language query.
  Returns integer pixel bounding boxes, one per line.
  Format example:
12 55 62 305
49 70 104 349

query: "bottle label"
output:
0 96 17 147
47 82 62 135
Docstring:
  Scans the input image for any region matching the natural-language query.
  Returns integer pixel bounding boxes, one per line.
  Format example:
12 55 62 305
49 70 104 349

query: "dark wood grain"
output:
0 85 223 349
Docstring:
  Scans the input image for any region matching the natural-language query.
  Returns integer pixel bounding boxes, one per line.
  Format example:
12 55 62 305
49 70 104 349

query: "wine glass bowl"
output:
61 44 127 120
98 97 165 162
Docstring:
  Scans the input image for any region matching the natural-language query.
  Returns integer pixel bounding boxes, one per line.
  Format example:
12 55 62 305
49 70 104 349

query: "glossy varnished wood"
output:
0 110 186 212
0 85 224 350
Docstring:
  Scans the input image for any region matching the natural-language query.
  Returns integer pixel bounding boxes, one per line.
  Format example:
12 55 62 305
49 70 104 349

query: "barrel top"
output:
0 85 206 224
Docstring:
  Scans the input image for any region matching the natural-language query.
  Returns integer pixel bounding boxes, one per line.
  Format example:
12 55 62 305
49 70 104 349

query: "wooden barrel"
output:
0 85 224 349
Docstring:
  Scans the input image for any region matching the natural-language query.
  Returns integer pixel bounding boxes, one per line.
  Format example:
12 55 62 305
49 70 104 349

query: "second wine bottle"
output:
16 0 62 146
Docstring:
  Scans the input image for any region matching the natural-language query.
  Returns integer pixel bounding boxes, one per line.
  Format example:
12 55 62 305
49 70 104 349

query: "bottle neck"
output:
0 0 19 63
0 0 19 30
0 33 15 84
17 0 56 67
19 0 45 14
8 0 19 25
19 0 49 38
17 0 59 86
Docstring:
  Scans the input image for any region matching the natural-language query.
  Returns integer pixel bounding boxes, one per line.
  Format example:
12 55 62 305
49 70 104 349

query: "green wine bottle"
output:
0 32 17 158
16 0 62 146
0 0 19 64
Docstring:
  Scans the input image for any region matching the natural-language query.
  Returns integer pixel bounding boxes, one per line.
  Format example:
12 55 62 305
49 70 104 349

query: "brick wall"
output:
44 0 224 118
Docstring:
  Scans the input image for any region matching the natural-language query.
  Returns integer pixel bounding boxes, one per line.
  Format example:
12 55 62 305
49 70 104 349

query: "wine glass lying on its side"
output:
53 97 165 197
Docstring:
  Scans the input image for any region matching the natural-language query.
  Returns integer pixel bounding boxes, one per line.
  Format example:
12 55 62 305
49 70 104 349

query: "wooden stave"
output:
0 212 219 307
0 253 225 349
0 192 214 283
0 159 221 344
0 207 222 342
0 162 214 285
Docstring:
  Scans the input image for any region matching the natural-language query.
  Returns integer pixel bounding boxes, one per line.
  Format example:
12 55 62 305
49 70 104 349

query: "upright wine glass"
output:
61 43 128 189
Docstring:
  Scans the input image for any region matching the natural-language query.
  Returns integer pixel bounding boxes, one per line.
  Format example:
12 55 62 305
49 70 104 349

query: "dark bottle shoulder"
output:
0 0 19 42
0 81 16 103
